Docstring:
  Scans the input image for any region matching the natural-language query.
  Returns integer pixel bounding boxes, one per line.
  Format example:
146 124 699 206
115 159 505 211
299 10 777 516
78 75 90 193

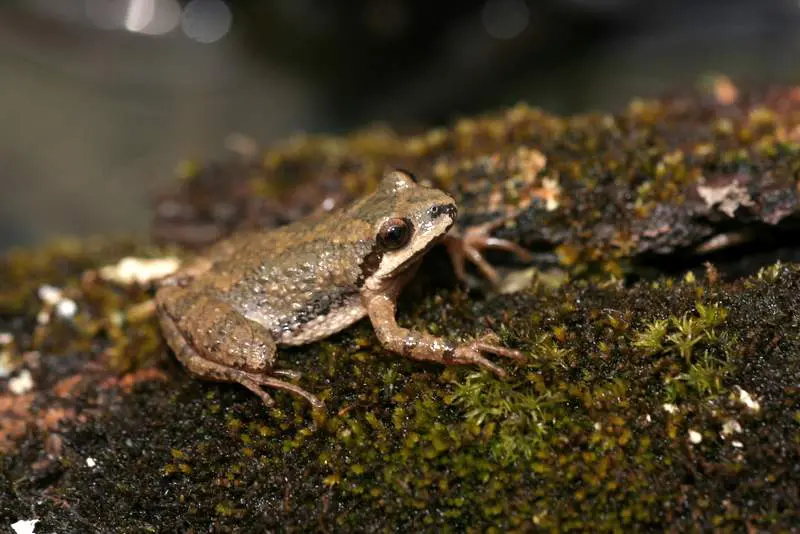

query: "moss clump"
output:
633 300 738 401
447 371 560 463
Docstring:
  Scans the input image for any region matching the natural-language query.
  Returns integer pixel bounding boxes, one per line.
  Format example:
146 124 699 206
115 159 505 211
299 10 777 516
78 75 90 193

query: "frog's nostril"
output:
429 204 457 220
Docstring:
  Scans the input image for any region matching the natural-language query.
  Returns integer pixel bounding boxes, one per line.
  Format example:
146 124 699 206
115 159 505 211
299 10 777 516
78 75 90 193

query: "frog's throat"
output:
358 233 445 290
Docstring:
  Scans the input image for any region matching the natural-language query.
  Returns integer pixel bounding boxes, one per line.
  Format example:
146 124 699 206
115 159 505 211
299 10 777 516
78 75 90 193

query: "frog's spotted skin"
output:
156 170 525 410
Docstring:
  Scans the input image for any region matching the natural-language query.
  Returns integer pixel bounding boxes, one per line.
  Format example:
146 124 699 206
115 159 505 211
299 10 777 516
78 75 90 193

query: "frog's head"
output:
355 169 457 286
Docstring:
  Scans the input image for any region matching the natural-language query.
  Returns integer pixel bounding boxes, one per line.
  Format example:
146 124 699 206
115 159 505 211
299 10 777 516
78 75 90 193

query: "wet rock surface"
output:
2 82 800 531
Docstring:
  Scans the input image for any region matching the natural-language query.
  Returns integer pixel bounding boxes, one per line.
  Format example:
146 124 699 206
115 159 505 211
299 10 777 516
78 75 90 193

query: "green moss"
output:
633 318 669 352
632 300 737 403
447 372 560 463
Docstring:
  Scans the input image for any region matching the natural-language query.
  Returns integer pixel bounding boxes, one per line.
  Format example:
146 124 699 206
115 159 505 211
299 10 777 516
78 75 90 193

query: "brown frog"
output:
155 170 526 409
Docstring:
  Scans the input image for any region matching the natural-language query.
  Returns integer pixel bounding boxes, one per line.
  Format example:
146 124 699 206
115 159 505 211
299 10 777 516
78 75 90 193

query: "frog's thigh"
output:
157 286 276 374
158 292 324 409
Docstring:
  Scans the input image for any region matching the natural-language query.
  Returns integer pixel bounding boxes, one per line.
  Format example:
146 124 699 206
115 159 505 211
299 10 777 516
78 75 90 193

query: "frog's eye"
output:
377 218 413 250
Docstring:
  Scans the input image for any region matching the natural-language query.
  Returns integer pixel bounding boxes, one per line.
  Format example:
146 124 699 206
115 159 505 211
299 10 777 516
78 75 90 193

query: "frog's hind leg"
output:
156 287 323 409
173 346 323 409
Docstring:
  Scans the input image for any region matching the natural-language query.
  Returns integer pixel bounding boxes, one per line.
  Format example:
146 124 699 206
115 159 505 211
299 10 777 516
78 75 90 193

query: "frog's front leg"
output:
155 286 323 409
362 293 525 377
444 215 535 285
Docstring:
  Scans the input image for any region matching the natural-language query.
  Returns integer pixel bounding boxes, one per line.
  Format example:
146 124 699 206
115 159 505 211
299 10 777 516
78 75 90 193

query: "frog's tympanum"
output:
156 170 525 409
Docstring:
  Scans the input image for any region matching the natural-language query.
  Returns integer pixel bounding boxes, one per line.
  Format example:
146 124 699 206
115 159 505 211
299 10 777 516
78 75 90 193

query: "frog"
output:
155 170 527 410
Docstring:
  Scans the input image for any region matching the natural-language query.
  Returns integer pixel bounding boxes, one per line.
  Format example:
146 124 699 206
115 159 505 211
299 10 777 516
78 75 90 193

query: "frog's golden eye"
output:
377 218 413 250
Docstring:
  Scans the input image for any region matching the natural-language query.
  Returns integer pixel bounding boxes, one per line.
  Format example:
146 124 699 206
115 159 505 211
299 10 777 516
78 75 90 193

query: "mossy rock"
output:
2 82 800 532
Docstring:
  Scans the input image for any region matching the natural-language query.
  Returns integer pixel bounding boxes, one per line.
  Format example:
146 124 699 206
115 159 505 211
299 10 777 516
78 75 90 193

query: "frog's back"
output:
210 216 375 345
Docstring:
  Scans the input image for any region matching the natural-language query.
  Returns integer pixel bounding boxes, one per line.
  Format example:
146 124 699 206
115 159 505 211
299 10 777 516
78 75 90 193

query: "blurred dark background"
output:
1 0 799 250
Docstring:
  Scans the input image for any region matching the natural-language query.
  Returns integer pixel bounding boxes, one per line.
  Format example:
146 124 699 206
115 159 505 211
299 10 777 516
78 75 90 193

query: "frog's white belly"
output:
244 295 368 346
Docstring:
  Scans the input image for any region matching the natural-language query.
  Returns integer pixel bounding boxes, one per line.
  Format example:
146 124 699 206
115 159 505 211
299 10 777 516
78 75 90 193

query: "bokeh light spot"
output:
124 0 155 32
181 0 233 44
481 0 530 40
86 0 180 34
134 0 181 35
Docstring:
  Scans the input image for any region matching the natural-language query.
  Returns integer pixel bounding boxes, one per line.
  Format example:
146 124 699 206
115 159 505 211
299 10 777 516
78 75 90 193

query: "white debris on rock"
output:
696 179 754 217
540 177 562 211
86 457 97 468
36 284 78 322
688 429 703 444
99 256 181 285
55 298 78 319
734 386 761 412
37 284 63 305
9 369 34 395
721 419 742 438
10 519 39 534
662 403 678 414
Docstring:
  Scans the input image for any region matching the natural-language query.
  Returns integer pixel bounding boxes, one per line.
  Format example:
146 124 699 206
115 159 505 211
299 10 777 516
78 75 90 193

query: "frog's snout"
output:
427 203 457 223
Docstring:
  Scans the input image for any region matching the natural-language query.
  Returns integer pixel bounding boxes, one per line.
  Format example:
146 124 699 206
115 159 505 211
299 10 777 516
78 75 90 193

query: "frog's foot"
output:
451 333 527 378
444 218 535 286
236 372 324 411
173 346 324 410
366 294 527 379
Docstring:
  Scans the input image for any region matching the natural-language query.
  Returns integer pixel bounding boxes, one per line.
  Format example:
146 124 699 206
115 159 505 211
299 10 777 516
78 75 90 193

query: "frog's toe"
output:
470 334 527 363
479 236 536 263
451 346 508 378
236 376 277 407
273 368 303 380
253 375 325 411
449 334 527 378
444 235 501 285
